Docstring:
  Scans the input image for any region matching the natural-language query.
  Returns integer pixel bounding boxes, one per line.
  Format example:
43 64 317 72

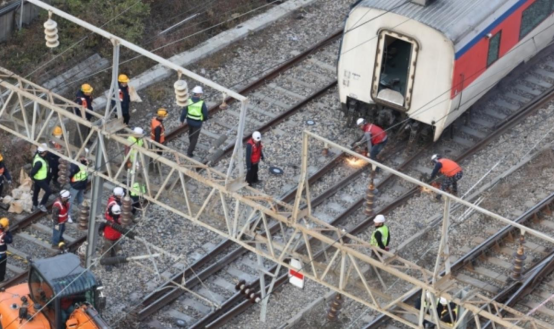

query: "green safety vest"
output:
127 136 144 162
187 99 204 121
130 182 146 197
71 165 88 182
370 225 389 247
33 154 48 180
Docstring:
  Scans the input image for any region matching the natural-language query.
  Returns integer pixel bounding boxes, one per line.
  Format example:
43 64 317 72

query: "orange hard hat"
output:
157 108 168 118
0 218 9 230
53 126 63 137
0 153 3 162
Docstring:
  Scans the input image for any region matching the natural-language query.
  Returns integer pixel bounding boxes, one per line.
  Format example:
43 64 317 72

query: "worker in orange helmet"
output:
112 74 131 125
0 218 12 282
0 153 12 200
429 154 463 200
74 84 94 146
47 126 64 190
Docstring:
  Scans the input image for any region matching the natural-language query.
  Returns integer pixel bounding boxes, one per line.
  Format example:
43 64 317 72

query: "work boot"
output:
67 216 74 223
38 205 48 213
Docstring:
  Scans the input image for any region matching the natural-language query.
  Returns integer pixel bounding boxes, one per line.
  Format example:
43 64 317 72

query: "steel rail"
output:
363 83 554 328
137 30 343 319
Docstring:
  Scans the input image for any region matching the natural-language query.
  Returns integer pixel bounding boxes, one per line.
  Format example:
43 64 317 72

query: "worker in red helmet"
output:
245 131 265 186
352 118 388 160
429 154 463 200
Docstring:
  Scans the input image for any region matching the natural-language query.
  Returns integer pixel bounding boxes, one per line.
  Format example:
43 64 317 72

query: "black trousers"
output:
0 183 3 198
246 163 259 185
32 179 52 206
187 125 202 156
116 113 130 125
0 254 6 282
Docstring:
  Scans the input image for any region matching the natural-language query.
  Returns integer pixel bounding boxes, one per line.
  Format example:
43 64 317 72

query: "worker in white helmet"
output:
179 85 209 158
30 144 52 213
246 131 265 186
125 127 145 170
351 118 388 161
369 214 389 251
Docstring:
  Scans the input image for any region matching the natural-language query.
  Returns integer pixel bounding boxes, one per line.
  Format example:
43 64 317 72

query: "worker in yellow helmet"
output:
112 74 131 125
0 153 12 200
73 84 94 146
47 126 64 190
0 218 12 282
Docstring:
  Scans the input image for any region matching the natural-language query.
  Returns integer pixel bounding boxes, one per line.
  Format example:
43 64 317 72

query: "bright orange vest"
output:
438 159 462 177
150 117 165 143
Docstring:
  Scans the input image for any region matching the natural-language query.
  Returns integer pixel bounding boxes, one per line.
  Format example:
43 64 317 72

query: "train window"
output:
371 30 418 111
520 0 551 39
487 32 501 67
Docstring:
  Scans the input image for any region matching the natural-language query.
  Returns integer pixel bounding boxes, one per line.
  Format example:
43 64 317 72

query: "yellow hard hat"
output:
0 218 9 229
118 74 130 83
157 108 168 118
0 153 3 162
53 126 63 137
81 84 93 94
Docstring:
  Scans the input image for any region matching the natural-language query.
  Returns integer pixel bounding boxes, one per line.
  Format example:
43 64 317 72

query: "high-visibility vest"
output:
362 124 387 145
33 154 48 180
370 225 389 248
187 99 204 121
130 182 146 197
151 117 165 143
53 198 70 224
127 136 144 162
438 159 462 177
441 304 459 325
71 165 88 183
247 138 263 164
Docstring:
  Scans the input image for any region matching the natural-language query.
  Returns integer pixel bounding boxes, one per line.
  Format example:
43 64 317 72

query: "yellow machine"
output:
0 254 108 329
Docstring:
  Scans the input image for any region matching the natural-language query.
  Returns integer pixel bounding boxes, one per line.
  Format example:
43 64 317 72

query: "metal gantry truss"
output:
0 68 551 329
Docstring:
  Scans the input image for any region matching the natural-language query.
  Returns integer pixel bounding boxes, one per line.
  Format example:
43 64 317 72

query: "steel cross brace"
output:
0 68 548 329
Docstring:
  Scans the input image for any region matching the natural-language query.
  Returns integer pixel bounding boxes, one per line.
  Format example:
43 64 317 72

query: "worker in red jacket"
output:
352 118 388 160
245 131 265 186
102 187 124 259
429 154 463 200
52 190 72 248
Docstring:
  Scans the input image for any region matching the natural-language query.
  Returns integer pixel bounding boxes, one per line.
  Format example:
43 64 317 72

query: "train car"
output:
338 0 554 141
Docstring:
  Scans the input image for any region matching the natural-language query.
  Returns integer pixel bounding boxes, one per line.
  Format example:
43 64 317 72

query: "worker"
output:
74 84 94 146
370 214 390 251
68 157 89 217
352 118 388 161
125 127 145 169
180 86 209 158
102 203 122 260
31 144 52 213
0 218 12 283
112 74 131 125
245 131 265 186
129 181 146 215
0 153 12 200
151 108 167 156
52 190 71 249
47 126 64 190
415 292 444 329
429 154 463 200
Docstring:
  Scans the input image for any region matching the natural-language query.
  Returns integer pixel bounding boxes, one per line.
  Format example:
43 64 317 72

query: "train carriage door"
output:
371 30 419 111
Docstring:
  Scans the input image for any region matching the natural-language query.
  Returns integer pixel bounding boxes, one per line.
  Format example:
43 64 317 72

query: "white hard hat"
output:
133 127 144 135
37 143 47 152
356 118 365 126
60 189 71 198
252 131 262 142
111 204 121 215
426 292 432 300
439 297 448 305
192 86 203 94
431 154 440 162
113 187 124 197
373 214 385 223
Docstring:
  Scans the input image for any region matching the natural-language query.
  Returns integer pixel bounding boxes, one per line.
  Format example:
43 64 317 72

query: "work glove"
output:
54 224 59 231
7 180 11 185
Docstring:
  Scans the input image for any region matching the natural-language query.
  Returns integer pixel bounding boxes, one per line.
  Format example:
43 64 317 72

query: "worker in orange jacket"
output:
429 154 463 200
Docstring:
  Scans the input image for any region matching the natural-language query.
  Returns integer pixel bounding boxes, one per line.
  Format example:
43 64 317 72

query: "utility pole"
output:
86 134 105 268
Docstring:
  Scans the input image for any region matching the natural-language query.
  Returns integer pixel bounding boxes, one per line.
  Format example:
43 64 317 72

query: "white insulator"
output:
44 19 59 48
174 80 189 106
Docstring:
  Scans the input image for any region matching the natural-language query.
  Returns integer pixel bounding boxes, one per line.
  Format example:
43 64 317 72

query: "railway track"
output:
130 27 554 328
